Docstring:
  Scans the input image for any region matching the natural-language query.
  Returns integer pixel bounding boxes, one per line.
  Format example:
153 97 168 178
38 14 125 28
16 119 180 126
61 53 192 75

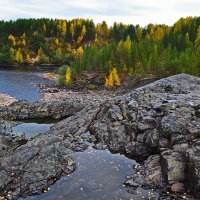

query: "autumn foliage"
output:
65 66 72 85
105 68 121 88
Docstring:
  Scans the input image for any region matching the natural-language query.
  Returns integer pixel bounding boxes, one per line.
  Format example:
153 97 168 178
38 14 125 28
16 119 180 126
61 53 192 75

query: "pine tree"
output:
195 26 200 51
135 25 143 42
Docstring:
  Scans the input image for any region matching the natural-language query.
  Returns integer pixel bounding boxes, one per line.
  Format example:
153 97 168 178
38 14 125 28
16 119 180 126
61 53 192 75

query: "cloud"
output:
0 0 199 26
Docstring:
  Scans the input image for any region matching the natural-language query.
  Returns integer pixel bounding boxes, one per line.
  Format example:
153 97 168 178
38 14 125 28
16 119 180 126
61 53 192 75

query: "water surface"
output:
0 66 55 101
12 122 54 138
26 148 136 200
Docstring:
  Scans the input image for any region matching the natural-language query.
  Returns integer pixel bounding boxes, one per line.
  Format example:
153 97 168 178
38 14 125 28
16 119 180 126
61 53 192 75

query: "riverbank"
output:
0 94 16 107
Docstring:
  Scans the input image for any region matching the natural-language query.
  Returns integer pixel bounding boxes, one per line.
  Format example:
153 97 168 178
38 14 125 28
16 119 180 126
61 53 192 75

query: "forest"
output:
1 17 200 84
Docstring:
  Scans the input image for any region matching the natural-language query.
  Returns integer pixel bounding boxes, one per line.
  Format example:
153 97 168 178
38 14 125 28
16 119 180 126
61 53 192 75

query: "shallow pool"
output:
12 121 55 138
25 148 136 200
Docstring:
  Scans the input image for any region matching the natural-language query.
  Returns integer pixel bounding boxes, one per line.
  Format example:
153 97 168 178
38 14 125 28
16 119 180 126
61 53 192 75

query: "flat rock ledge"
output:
1 73 200 199
0 99 88 120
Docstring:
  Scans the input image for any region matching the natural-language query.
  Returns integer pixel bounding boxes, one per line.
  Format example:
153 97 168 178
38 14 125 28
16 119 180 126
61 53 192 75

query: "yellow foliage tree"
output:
25 54 31 64
73 46 84 63
15 49 23 63
105 68 120 88
105 73 114 88
21 33 26 46
65 67 72 85
66 43 72 52
70 23 75 41
61 20 67 37
55 38 59 46
8 34 16 46
112 68 121 86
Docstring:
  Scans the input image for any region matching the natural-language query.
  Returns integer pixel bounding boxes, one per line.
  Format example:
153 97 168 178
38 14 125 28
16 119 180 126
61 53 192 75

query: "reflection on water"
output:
26 149 136 200
12 122 54 138
0 66 55 101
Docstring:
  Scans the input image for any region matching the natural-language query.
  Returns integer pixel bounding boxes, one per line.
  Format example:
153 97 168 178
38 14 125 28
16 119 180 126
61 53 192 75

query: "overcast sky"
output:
0 0 199 26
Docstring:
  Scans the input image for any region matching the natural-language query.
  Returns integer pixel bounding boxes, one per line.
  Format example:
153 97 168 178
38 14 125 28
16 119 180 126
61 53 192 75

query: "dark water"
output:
0 66 55 101
26 148 136 200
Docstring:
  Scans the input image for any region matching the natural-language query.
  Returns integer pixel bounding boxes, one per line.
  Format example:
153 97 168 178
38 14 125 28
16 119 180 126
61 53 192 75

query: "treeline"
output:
77 36 200 77
1 17 200 77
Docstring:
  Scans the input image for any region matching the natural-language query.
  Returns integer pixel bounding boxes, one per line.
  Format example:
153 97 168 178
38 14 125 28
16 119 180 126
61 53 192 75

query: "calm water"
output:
26 148 136 200
12 122 54 138
0 66 55 101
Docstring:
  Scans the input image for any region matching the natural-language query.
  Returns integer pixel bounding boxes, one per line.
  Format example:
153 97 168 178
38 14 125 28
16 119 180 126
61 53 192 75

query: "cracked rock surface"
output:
1 74 200 199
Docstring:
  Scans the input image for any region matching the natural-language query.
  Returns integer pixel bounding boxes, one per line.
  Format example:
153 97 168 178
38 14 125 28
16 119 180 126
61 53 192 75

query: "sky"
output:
0 0 199 27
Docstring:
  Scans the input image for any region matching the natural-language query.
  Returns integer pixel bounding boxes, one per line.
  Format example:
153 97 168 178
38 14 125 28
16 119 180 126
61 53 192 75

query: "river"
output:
0 66 54 101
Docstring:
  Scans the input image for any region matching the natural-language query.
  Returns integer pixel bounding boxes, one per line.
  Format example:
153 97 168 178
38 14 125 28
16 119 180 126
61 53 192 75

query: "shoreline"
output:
0 64 60 68
0 94 17 107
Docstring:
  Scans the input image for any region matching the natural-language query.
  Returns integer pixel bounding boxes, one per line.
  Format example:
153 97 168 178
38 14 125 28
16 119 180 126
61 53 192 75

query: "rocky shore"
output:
1 74 200 199
0 94 16 107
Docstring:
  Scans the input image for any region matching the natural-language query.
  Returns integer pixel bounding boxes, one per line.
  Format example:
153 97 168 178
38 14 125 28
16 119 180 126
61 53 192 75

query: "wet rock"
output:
124 141 155 161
